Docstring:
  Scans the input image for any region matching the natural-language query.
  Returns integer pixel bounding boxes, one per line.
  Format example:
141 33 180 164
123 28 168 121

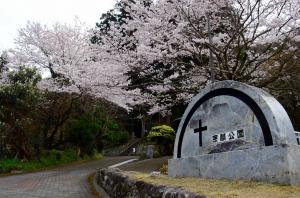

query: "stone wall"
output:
97 168 205 198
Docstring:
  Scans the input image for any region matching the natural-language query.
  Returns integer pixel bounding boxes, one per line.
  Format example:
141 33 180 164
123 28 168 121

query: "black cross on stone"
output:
194 120 207 147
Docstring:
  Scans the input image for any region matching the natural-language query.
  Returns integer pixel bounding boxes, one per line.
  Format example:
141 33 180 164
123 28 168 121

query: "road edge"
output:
92 158 138 198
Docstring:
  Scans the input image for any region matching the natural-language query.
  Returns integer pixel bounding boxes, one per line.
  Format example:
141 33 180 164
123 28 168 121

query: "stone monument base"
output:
168 144 300 185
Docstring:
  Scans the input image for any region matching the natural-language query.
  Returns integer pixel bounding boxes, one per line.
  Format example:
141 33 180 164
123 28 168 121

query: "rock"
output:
150 171 161 177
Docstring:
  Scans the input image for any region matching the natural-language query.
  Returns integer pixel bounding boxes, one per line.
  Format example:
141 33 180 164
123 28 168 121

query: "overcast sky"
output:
0 0 116 51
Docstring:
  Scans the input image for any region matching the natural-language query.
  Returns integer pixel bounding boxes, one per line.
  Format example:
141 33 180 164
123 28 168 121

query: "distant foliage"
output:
0 65 131 160
66 116 101 155
102 120 129 147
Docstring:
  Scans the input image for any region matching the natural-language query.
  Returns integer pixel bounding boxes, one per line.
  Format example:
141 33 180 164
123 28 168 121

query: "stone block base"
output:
168 145 300 185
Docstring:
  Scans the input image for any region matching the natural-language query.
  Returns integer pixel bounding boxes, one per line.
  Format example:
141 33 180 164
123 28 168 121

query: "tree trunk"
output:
141 117 146 138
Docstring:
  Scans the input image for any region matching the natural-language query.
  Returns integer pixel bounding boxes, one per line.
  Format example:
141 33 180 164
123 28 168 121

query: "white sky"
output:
0 0 116 51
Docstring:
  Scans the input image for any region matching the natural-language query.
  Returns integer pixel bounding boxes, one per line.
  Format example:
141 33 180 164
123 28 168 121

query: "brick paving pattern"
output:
0 156 134 198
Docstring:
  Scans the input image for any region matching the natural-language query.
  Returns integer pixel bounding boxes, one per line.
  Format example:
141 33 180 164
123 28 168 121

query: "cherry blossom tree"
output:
8 19 140 109
95 0 300 113
9 19 91 89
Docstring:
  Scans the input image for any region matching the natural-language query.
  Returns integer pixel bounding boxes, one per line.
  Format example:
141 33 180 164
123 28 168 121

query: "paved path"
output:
120 156 170 173
0 156 135 198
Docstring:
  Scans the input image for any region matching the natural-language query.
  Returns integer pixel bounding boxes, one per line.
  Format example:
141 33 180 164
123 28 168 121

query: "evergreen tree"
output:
0 66 42 159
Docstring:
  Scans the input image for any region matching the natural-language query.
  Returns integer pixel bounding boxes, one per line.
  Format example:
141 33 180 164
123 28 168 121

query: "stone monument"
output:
168 80 300 185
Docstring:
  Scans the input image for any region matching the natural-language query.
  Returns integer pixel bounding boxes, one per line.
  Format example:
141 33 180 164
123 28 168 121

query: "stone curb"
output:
96 168 206 198
93 173 110 198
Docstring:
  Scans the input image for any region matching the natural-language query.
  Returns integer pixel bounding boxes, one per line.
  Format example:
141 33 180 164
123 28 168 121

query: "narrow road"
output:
0 156 135 198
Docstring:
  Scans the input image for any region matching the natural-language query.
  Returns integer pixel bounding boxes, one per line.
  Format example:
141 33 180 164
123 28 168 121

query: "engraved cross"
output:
194 120 207 147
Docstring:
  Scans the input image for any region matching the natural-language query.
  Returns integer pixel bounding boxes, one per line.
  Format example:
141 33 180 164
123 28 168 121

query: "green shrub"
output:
146 125 176 155
0 159 22 173
39 149 79 166
0 149 100 174
90 149 103 159
147 125 175 144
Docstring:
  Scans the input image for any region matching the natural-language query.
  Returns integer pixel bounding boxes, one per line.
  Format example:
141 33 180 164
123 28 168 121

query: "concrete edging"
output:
93 173 110 198
96 168 206 198
93 158 138 198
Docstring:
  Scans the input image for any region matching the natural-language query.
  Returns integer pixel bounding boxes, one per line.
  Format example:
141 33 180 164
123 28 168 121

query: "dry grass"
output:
125 172 300 198
87 173 100 198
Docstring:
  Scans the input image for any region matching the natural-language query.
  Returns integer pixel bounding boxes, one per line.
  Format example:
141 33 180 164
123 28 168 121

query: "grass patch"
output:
126 172 300 198
0 149 102 174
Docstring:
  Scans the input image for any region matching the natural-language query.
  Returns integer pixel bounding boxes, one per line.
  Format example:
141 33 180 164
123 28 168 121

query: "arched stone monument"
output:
168 81 300 184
